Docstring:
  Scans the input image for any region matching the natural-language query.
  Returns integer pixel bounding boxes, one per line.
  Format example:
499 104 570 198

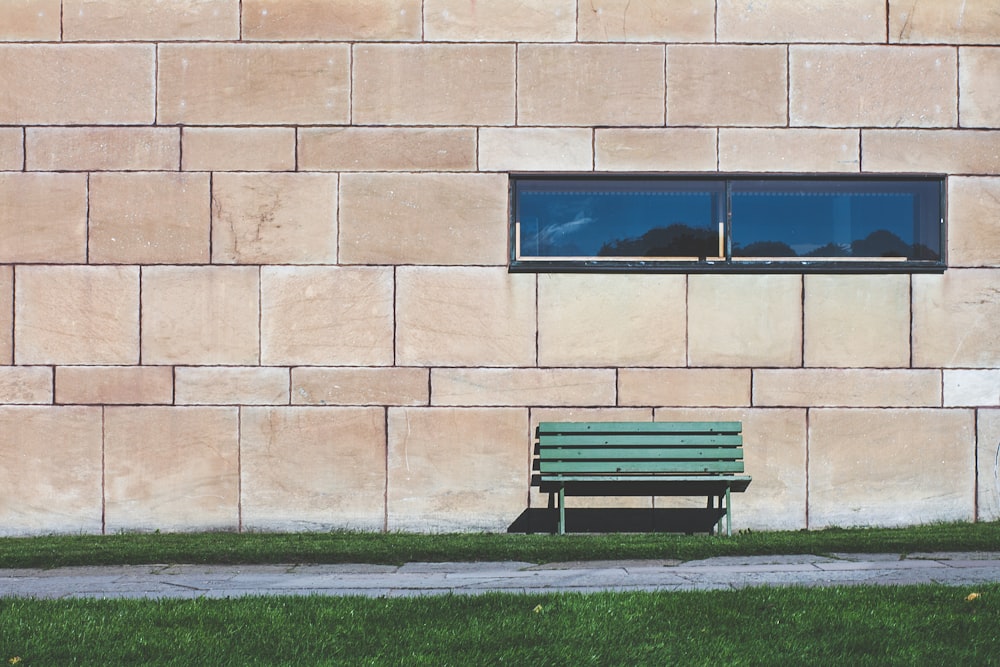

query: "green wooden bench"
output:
535 421 751 536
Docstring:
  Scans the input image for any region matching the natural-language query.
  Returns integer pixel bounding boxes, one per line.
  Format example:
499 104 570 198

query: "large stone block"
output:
89 172 210 264
978 410 1000 520
667 45 787 127
212 173 338 264
261 266 394 366
537 274 687 367
890 0 1000 44
353 44 515 125
157 44 350 125
948 177 1000 267
519 44 665 126
720 129 860 172
577 0 714 42
56 366 172 405
595 128 716 171
299 128 476 172
0 407 103 536
0 367 52 404
15 266 140 365
718 0 885 43
425 0 574 41
0 44 153 124
960 48 1000 129
26 127 179 171
688 275 803 367
339 173 508 265
242 0 420 41
913 269 1000 367
292 367 430 406
0 266 11 364
175 367 290 406
618 369 751 408
0 0 60 41
431 368 616 407
808 408 975 527
141 266 260 366
0 128 22 169
655 407 808 531
944 370 1000 408
104 407 240 532
387 407 528 531
804 274 911 367
396 267 536 367
863 129 1000 174
63 0 238 40
241 407 386 531
181 127 295 172
479 128 593 172
790 46 957 128
0 173 87 263
754 369 941 408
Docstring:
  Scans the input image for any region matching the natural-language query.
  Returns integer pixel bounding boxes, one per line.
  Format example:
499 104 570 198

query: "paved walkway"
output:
4 552 1000 599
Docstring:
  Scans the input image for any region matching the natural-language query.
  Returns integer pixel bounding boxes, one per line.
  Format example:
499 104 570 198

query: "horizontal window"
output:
510 175 945 273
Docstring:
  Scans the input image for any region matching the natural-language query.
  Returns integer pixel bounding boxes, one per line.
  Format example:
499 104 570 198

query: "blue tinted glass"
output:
516 180 724 259
731 180 941 261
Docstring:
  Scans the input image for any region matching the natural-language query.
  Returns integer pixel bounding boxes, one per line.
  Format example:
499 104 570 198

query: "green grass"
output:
1 521 999 569
3 585 999 665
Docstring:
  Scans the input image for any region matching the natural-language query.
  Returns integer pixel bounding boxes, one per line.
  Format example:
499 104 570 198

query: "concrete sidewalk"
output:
3 552 1000 599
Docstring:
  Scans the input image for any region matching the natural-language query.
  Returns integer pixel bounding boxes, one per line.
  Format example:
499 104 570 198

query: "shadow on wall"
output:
507 507 726 535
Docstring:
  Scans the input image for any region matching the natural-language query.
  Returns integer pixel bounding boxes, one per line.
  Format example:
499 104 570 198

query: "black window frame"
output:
509 173 947 274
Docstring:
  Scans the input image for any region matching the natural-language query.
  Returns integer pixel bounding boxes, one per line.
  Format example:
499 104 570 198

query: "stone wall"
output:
1 0 999 535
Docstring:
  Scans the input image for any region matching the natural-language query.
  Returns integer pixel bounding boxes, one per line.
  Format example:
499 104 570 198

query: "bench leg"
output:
725 486 732 537
558 486 566 535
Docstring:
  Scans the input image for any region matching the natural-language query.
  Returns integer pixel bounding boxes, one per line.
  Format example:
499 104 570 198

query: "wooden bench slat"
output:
539 461 744 474
538 434 742 446
539 447 743 461
537 421 741 434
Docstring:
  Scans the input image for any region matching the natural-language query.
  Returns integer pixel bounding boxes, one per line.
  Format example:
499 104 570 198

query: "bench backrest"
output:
537 421 744 476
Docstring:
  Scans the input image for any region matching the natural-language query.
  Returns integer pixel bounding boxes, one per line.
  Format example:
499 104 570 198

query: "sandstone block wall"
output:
2 0 999 535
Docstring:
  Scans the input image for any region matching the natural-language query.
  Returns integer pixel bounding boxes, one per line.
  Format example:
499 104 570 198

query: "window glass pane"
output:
516 180 725 259
730 180 941 261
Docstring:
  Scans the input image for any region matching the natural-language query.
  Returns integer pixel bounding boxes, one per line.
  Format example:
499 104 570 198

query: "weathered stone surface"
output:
181 127 295 172
890 0 1000 44
790 46 957 128
431 368 616 407
242 0 420 41
89 173 210 264
595 129 717 171
212 173 338 264
720 129 860 172
655 407 808 531
537 274 687 367
56 366 172 405
804 274 911 368
619 369 751 407
913 269 1000 367
479 128 593 172
261 267 394 366
961 48 1000 129
944 370 1000 407
0 407 103 536
292 367 430 406
577 0 714 42
0 0 60 41
0 44 154 124
158 44 350 125
175 367 290 405
339 173 507 265
299 128 476 172
754 369 941 407
0 367 52 404
387 407 528 531
667 45 787 127
978 410 1000 520
0 128 22 169
15 266 140 365
241 407 386 531
948 177 1000 267
396 268 536 367
688 275 803 367
519 44 665 126
0 266 11 364
425 0 574 41
353 44 515 125
0 173 87 263
808 409 975 527
104 407 240 532
26 127 179 171
63 0 238 40
141 266 260 366
718 0 885 43
863 130 1000 175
